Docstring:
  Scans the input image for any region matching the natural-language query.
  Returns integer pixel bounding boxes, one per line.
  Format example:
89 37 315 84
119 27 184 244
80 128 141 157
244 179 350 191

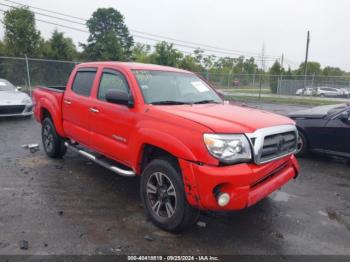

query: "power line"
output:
0 2 86 25
0 8 88 33
0 8 250 61
1 0 280 59
3 0 85 21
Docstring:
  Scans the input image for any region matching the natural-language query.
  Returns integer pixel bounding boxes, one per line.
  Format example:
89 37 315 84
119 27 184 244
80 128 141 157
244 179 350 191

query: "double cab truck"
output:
33 62 300 232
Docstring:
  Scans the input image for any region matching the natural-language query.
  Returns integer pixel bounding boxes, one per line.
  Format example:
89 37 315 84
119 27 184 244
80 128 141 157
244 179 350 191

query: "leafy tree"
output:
81 8 134 61
243 57 258 74
46 30 77 60
179 55 203 72
132 43 151 63
193 48 204 64
202 54 216 70
3 7 41 56
269 60 283 93
0 40 6 55
322 66 343 76
150 41 183 66
298 61 321 76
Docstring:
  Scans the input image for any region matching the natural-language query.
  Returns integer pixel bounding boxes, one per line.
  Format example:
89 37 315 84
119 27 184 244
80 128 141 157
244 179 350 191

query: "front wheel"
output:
296 131 308 157
42 117 66 158
140 158 199 232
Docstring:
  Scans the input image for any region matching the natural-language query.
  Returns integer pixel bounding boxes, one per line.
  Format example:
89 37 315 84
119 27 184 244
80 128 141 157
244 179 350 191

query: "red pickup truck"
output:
33 62 299 232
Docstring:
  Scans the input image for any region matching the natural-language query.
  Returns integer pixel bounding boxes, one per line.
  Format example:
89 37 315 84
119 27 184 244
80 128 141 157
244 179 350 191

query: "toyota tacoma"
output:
33 62 300 232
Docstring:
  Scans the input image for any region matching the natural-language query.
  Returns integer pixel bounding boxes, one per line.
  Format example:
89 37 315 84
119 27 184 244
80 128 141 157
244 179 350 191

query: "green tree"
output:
81 8 134 61
269 60 283 93
179 55 203 72
298 61 321 75
150 41 183 66
132 43 151 63
3 7 41 56
322 66 343 76
46 30 77 60
0 40 6 55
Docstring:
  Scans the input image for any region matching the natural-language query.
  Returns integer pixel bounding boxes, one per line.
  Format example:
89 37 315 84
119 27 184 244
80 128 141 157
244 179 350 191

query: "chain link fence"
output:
197 71 350 102
0 56 349 103
0 56 77 95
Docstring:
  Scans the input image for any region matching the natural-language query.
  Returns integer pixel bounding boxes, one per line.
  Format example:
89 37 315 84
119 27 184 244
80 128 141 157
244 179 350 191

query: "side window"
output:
98 70 129 101
71 70 96 97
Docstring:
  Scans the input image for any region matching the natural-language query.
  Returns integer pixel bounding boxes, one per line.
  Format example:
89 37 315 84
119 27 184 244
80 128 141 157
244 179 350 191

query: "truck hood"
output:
154 104 294 133
0 90 31 105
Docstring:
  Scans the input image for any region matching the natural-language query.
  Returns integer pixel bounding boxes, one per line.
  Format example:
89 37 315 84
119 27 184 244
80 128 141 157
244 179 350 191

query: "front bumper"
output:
179 154 299 211
0 104 33 117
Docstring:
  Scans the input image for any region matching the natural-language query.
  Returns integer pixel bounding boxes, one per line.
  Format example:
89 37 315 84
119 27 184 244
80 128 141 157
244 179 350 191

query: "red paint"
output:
33 62 299 211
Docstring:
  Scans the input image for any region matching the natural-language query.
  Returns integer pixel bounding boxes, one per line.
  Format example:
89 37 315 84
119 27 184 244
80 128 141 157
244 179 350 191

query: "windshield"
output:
0 79 16 91
133 70 222 105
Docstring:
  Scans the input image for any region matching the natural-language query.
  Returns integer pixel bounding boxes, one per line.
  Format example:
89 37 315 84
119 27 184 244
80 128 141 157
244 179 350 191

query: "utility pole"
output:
281 53 284 69
258 42 265 102
304 31 310 88
25 55 32 96
278 53 284 95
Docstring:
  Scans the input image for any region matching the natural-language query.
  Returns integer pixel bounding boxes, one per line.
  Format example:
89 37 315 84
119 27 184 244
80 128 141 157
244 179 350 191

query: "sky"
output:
0 0 349 71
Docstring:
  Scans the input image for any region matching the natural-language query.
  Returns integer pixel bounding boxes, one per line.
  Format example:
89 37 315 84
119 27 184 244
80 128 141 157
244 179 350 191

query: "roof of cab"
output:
77 61 192 74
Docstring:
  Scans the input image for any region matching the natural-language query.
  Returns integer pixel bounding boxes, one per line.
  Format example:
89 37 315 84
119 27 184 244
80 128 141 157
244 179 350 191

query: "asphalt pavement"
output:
0 103 349 255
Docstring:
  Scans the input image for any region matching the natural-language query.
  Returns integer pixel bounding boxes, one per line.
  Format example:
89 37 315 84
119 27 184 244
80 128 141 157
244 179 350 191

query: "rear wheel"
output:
42 117 66 158
141 158 199 232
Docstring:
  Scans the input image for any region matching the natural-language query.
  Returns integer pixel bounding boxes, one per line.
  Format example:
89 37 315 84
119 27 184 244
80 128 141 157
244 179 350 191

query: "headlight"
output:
203 134 252 164
22 98 32 104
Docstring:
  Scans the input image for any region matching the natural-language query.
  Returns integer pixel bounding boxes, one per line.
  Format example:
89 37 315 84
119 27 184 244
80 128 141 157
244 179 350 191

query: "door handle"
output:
64 99 72 105
89 107 99 113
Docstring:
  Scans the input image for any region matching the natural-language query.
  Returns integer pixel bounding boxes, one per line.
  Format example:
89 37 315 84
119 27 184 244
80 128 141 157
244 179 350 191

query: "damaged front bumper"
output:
179 154 299 211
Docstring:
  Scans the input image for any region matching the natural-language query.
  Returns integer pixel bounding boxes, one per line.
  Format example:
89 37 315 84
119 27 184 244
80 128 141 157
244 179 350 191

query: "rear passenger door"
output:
63 68 97 147
89 68 135 166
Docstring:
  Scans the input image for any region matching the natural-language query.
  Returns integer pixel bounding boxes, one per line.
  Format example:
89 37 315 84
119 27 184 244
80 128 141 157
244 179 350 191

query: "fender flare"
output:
37 97 65 137
133 128 197 173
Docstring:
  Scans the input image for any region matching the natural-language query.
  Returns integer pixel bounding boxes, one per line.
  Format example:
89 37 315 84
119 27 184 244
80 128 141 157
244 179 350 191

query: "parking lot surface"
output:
0 103 349 255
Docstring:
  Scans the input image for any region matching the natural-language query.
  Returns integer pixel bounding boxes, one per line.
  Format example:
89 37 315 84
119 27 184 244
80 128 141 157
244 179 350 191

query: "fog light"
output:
217 192 230 207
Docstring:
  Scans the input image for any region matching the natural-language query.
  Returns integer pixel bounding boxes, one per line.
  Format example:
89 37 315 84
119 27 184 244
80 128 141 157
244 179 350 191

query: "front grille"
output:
247 125 298 164
260 131 297 163
0 105 25 115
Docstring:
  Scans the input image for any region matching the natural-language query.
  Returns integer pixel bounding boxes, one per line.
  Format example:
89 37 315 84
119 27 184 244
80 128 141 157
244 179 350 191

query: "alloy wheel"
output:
146 172 177 218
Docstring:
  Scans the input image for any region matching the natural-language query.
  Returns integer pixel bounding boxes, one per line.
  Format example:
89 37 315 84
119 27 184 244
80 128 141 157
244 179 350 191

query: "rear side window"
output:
98 70 129 101
71 70 96 97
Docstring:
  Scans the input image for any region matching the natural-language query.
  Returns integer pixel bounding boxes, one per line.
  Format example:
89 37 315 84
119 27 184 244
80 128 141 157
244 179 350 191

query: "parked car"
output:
0 79 33 117
33 62 300 232
289 104 350 158
296 87 315 96
339 88 350 97
315 87 341 97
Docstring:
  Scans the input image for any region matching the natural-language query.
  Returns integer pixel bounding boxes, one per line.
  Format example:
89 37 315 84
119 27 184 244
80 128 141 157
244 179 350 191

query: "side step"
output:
64 142 136 177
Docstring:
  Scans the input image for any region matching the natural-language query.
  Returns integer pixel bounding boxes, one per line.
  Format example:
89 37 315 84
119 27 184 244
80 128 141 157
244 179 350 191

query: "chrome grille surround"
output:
246 125 298 165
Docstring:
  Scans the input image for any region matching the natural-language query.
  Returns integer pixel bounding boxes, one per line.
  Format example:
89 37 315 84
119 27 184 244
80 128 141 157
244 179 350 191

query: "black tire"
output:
41 117 66 158
140 158 199 232
296 131 308 157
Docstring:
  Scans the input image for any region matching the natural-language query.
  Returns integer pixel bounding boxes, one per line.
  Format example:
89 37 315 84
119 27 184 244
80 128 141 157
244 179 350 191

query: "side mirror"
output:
16 86 22 91
105 90 134 107
339 111 350 121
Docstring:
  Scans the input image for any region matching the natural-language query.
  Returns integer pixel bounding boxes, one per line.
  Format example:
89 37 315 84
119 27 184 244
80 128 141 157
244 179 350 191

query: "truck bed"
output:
32 86 65 136
36 86 66 93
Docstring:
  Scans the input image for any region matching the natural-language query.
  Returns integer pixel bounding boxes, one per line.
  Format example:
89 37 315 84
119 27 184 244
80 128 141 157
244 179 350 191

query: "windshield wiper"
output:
151 101 190 105
192 100 219 104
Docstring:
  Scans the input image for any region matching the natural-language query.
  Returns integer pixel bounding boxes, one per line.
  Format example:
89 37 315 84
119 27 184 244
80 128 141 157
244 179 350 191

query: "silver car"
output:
0 79 33 117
